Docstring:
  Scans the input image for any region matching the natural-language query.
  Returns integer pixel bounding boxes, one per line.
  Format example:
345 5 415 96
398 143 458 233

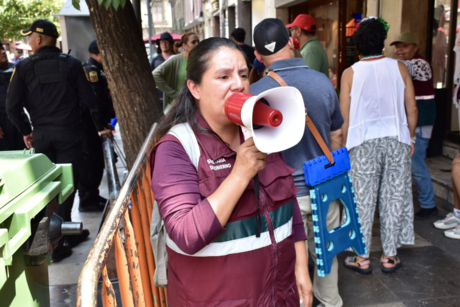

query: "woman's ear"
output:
187 80 201 100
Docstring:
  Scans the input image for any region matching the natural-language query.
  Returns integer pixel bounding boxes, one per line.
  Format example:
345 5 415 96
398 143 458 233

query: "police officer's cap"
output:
88 40 100 54
156 32 174 45
20 19 59 38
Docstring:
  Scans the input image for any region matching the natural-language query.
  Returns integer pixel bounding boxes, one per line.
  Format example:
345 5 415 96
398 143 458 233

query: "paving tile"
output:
337 253 402 307
362 303 406 307
374 246 460 302
49 124 127 287
403 296 460 307
412 197 460 260
50 282 122 306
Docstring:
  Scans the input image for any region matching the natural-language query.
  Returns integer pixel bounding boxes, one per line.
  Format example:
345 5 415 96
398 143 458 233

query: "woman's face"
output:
184 35 200 52
190 47 249 126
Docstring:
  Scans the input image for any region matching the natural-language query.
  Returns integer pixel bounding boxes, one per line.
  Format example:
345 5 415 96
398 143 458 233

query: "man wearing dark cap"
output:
150 32 175 71
250 18 344 307
80 40 115 212
0 40 23 151
286 14 329 77
6 19 106 262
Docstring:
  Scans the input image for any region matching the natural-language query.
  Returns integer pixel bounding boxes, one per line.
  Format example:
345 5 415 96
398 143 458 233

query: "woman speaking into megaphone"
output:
150 37 313 307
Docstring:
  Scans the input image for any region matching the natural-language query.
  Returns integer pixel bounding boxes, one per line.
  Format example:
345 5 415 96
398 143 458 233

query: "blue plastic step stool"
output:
304 148 367 277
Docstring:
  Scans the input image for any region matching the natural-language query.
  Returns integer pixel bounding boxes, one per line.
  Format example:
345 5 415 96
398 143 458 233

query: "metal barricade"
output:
77 123 168 307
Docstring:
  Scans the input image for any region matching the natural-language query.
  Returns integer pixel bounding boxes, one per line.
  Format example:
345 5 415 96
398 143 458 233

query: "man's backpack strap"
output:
267 71 335 165
150 122 201 288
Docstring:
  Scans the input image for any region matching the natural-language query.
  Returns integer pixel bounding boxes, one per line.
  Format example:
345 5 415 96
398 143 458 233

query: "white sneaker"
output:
445 223 460 239
433 213 460 229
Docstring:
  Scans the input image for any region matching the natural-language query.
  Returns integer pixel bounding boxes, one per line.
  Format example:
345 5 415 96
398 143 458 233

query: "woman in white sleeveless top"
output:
339 18 418 274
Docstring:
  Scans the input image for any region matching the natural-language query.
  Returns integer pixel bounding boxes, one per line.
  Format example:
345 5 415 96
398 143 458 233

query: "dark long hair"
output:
153 37 245 143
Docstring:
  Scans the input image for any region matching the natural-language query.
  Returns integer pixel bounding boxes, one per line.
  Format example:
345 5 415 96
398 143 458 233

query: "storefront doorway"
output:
288 0 366 89
427 0 459 155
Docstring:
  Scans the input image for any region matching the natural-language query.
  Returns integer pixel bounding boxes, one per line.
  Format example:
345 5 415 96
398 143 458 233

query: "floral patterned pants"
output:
349 137 415 258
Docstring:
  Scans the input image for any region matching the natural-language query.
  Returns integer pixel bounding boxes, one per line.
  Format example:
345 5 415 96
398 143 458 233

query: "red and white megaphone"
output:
225 87 305 153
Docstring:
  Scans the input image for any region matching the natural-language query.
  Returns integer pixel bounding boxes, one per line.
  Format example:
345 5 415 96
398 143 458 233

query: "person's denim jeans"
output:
411 131 436 209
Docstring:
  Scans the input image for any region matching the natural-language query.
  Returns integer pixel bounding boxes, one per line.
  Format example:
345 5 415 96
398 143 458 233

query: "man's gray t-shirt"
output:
250 58 343 197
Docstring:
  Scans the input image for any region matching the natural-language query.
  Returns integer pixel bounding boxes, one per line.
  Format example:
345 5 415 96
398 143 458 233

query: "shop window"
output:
290 0 340 87
152 5 164 23
343 0 366 71
431 0 459 88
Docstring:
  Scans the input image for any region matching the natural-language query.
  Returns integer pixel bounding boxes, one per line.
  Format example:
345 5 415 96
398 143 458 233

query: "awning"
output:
143 33 182 44
14 43 32 51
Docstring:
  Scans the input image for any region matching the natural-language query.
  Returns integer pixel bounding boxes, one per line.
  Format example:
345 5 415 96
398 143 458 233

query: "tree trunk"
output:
85 0 162 169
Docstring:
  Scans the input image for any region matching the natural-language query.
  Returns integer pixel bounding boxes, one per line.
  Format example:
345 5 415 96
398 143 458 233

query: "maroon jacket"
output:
150 114 306 306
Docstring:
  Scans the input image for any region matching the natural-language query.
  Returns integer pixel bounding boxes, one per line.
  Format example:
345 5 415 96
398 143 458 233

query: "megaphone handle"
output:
242 126 253 140
254 173 261 238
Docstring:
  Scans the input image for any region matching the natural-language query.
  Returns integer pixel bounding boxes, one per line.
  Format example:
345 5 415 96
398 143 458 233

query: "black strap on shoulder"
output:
28 54 70 92
254 173 261 238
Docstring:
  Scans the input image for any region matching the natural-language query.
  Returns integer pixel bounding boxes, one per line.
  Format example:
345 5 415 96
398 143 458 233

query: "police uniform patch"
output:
89 71 98 82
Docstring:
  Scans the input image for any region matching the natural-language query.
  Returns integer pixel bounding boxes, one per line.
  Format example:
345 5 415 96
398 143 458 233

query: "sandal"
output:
344 255 372 274
380 255 402 274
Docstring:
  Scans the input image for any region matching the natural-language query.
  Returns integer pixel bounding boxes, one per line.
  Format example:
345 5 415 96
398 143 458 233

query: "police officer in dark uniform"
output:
79 40 115 212
0 40 23 151
6 19 107 262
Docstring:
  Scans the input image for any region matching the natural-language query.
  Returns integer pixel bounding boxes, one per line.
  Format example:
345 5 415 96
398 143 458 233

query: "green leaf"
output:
112 0 120 10
120 0 126 8
72 0 80 10
103 0 111 10
97 0 104 6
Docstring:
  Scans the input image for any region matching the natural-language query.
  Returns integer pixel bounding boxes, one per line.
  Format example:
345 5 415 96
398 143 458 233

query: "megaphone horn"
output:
225 87 306 153
225 93 283 128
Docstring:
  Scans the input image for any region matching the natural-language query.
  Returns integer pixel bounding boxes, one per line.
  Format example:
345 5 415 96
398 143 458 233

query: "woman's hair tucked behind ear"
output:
353 19 387 56
153 37 245 143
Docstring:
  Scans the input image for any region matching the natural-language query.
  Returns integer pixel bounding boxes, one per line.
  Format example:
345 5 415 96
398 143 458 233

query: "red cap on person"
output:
286 14 317 32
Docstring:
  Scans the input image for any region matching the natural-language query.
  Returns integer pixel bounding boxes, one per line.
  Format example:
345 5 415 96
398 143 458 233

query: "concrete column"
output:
220 9 226 37
380 0 429 59
237 0 252 45
228 6 236 37
366 0 380 17
252 0 265 44
380 0 402 59
265 0 276 18
401 0 429 58
213 15 221 37
276 8 289 24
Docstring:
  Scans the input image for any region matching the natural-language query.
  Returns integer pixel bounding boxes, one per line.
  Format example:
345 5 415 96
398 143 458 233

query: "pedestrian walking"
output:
153 32 199 113
286 14 329 76
250 18 343 307
392 32 439 220
79 40 114 212
0 40 23 151
6 19 106 262
150 32 175 71
150 37 312 307
340 17 418 274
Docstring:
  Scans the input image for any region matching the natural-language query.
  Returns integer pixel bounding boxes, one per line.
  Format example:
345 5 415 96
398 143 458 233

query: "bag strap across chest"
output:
267 71 335 165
